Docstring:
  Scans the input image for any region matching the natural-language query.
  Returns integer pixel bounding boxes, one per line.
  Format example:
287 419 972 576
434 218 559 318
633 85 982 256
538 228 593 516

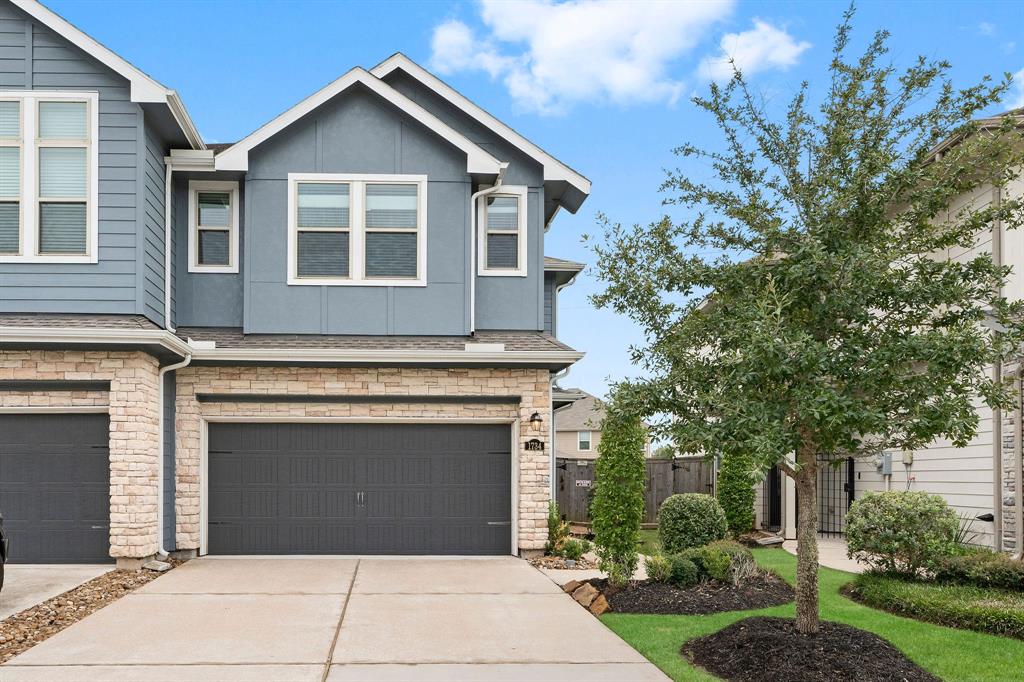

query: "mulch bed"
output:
528 555 598 570
587 572 793 615
0 560 182 664
683 616 939 682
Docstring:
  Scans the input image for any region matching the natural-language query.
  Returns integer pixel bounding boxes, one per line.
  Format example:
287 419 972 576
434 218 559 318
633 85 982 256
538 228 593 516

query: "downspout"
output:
157 353 191 557
993 185 1003 551
468 163 508 335
163 159 175 333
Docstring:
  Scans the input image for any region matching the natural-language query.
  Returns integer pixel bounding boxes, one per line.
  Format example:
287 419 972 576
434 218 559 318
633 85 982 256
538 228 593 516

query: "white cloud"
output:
697 20 811 83
978 22 996 36
429 0 734 115
1008 68 1024 110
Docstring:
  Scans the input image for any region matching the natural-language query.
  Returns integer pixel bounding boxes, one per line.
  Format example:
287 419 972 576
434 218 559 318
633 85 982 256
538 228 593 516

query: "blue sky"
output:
50 0 1024 400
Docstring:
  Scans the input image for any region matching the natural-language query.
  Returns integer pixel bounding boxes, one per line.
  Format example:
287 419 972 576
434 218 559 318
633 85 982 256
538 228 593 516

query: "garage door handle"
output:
90 525 108 530
486 521 511 526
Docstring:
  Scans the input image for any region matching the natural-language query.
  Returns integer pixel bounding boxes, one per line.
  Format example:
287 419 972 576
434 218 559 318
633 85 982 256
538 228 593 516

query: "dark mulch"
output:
0 559 183 664
682 616 939 682
587 571 793 615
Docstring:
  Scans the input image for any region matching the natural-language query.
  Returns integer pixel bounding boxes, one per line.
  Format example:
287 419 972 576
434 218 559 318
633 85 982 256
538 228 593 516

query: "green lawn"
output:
637 528 661 556
602 548 1024 682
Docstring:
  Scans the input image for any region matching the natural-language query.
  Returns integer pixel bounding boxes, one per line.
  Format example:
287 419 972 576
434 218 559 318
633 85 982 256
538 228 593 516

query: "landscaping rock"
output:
572 582 599 607
589 594 610 616
562 579 583 594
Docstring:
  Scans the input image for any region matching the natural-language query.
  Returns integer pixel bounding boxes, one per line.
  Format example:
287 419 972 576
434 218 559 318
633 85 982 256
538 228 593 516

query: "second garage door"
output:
207 422 512 555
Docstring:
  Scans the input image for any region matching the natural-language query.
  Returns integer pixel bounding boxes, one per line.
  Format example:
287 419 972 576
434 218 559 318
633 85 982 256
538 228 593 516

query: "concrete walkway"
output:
1 557 667 681
782 537 864 573
0 565 112 621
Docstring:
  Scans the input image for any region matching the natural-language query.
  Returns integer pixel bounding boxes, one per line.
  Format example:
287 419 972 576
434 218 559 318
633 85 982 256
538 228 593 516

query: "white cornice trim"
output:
12 0 205 150
215 68 502 174
0 326 583 367
371 54 591 196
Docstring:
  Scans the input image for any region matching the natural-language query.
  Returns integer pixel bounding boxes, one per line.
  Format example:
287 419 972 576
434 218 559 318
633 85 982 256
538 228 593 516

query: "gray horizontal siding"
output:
143 122 167 325
0 2 159 323
544 273 555 334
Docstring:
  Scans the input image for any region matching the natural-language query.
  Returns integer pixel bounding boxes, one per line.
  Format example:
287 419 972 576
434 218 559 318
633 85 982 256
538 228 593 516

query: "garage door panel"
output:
0 414 111 563
208 423 512 555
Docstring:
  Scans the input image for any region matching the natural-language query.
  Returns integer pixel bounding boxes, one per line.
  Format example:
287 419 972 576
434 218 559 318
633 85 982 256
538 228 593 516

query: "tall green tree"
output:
590 9 1024 634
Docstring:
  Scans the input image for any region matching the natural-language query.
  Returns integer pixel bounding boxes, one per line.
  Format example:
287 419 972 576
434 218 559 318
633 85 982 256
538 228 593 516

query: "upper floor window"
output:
578 430 592 451
188 180 239 273
0 91 98 263
287 173 426 286
479 185 527 277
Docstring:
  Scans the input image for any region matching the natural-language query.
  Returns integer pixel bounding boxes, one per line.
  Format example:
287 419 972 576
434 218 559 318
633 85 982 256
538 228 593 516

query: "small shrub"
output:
646 554 672 583
667 555 700 587
658 493 728 554
852 571 1024 640
706 539 758 585
717 452 755 537
560 538 586 561
845 491 958 575
698 545 732 581
591 404 647 586
934 550 1024 591
545 501 571 556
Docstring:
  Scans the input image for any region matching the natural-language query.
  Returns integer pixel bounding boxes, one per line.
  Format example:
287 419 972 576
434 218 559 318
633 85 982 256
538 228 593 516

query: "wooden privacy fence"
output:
555 456 715 524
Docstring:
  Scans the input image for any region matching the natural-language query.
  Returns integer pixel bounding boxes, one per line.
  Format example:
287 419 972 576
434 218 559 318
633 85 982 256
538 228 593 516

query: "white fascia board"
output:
215 68 502 175
12 1 205 150
186 347 584 366
0 326 193 356
371 54 591 196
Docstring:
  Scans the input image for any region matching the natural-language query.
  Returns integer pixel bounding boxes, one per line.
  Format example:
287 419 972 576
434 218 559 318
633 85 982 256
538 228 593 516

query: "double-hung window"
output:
288 174 426 285
479 185 527 276
0 91 98 262
188 180 239 273
578 430 592 451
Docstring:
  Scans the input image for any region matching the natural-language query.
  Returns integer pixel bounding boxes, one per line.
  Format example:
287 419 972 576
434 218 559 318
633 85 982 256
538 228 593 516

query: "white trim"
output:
0 405 108 413
198 415 520 557
577 430 592 451
10 1 204 150
0 91 99 263
478 185 528 277
188 180 239 273
215 69 501 175
287 173 427 287
371 54 591 196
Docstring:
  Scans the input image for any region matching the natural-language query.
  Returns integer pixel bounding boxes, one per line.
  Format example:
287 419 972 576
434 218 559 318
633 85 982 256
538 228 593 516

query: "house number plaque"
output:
525 438 545 451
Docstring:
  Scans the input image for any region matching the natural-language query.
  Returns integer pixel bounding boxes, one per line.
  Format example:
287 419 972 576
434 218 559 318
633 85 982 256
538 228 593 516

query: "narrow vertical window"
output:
578 430 592 451
480 185 527 276
364 183 418 279
37 101 88 254
188 180 238 273
295 182 350 278
0 100 20 254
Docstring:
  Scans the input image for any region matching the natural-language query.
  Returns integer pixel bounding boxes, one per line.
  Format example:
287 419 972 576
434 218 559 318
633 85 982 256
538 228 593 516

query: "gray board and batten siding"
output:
0 2 173 326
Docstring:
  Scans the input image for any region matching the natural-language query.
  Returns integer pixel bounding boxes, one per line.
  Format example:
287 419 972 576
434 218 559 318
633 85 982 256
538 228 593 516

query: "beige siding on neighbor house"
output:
556 429 602 460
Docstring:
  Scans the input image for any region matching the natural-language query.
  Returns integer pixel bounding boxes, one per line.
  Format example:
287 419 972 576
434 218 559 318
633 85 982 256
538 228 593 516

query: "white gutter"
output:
469 164 509 335
157 353 191 557
0 326 193 356
163 160 175 332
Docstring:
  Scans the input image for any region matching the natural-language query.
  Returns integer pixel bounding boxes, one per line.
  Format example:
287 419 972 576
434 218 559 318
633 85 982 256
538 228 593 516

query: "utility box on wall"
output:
876 451 893 476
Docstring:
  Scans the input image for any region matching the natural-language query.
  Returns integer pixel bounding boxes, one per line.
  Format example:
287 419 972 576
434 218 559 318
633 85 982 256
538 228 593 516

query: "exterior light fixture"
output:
529 411 543 428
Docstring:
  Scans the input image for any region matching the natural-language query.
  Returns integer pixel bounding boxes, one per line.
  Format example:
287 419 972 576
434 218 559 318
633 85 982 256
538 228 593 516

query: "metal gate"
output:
762 465 782 532
817 455 854 536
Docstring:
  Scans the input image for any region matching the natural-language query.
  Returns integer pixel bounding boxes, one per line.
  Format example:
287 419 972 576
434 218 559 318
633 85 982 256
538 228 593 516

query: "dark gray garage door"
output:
0 413 111 563
208 422 512 555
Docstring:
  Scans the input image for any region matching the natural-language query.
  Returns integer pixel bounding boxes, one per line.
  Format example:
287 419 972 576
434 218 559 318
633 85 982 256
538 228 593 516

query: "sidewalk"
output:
782 537 863 573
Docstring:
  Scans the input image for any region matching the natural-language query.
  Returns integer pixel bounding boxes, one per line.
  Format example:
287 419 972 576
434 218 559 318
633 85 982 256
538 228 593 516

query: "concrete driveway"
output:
1 557 666 681
1 565 112 621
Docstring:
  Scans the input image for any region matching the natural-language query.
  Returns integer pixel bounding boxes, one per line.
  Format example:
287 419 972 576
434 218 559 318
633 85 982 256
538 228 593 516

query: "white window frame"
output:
0 90 99 263
287 173 427 287
188 180 239 273
578 430 592 451
478 184 528 277
0 98 22 256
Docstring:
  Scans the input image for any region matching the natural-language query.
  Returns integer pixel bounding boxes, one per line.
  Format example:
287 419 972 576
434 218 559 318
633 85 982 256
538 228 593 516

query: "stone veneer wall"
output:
174 366 552 553
1002 361 1021 554
0 350 162 559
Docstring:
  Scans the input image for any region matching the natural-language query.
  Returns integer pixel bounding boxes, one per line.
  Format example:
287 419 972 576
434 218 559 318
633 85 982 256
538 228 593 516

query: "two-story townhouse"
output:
0 0 589 565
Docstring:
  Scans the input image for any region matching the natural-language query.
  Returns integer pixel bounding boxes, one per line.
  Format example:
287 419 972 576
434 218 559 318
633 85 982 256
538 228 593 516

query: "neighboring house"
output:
0 0 590 564
753 109 1024 555
553 390 652 460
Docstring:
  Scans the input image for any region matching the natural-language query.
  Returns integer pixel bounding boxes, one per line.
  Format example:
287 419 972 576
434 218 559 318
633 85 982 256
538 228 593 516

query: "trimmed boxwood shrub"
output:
645 554 672 583
934 550 1024 591
658 493 728 554
846 491 958 575
674 540 757 585
717 452 755 537
667 555 700 587
851 571 1024 640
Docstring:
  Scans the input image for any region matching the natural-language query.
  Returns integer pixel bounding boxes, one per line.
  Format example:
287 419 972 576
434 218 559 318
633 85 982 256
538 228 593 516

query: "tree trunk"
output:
794 441 820 635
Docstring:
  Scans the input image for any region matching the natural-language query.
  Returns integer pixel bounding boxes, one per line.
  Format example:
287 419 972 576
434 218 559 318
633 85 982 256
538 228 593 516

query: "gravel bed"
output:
683 616 939 682
528 555 598 570
0 560 181 664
